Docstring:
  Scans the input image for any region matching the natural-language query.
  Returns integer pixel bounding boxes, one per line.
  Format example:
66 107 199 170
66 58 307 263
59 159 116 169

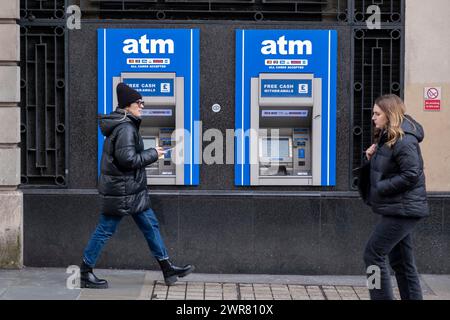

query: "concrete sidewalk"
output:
0 268 449 300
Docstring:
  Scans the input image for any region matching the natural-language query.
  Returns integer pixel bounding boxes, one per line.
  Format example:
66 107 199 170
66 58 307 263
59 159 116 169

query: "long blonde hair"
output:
374 94 407 148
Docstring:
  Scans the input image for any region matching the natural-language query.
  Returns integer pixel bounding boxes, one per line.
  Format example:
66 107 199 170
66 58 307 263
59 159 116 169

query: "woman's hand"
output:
365 144 377 161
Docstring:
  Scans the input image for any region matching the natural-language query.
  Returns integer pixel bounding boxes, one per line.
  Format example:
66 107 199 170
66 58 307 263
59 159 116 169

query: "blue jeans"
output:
364 216 423 300
83 208 169 268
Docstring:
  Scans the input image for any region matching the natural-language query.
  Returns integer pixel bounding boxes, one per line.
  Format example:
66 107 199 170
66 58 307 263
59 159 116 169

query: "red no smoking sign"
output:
424 87 441 111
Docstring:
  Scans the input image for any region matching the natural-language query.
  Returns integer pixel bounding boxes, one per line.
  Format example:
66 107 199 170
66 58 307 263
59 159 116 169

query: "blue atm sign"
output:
235 29 337 186
98 28 200 185
261 79 312 98
123 78 174 97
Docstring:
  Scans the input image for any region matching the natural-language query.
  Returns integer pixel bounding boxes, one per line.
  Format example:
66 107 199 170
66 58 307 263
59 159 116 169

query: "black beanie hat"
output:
116 82 142 108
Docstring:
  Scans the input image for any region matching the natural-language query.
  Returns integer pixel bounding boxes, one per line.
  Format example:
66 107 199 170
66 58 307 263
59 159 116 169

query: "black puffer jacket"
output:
98 110 159 216
369 114 429 218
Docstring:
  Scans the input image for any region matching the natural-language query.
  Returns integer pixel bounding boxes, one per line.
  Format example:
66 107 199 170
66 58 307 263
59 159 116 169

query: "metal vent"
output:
19 24 67 187
353 0 403 24
20 0 66 20
351 27 403 189
81 0 349 21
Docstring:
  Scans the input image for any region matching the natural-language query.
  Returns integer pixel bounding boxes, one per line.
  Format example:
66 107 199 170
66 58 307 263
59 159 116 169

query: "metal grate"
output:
19 24 67 187
353 0 403 24
20 0 66 20
351 27 403 189
81 0 349 21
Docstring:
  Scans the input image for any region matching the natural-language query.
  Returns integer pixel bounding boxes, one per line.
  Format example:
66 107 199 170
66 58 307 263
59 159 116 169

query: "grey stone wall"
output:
0 0 22 268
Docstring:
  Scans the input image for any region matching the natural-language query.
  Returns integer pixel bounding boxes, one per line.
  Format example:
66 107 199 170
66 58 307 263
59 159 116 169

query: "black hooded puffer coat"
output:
98 110 159 216
368 114 429 218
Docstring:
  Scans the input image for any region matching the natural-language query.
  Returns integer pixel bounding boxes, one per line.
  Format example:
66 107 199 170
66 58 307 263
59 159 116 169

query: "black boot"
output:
157 259 195 286
80 261 108 289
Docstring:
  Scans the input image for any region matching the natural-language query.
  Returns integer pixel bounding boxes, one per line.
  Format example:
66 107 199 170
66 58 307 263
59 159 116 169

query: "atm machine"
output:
249 73 322 185
112 72 184 185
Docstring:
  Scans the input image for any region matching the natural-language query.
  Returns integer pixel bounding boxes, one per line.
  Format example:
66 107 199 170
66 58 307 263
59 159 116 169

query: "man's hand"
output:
155 147 165 159
365 144 377 161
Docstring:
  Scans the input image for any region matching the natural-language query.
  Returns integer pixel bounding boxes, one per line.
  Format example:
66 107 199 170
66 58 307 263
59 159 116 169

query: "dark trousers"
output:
364 215 423 300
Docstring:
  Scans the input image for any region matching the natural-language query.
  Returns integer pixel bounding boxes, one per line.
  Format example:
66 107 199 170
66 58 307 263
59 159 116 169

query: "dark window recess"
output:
81 0 349 21
20 0 66 20
351 27 403 189
19 25 67 187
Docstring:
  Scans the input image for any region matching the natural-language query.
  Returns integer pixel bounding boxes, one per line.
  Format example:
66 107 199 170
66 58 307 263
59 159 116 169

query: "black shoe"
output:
80 261 108 289
158 259 195 286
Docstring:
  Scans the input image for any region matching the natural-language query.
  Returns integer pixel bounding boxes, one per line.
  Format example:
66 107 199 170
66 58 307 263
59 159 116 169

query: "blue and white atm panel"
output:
249 73 321 186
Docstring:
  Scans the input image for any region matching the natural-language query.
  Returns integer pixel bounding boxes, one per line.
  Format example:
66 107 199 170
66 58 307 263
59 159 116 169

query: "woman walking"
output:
363 94 429 300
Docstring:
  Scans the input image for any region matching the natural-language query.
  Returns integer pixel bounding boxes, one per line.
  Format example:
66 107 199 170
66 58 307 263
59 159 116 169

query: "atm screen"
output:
261 138 291 159
143 137 157 150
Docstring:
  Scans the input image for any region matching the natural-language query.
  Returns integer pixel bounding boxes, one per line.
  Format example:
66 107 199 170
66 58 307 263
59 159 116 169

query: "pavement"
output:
0 267 449 300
